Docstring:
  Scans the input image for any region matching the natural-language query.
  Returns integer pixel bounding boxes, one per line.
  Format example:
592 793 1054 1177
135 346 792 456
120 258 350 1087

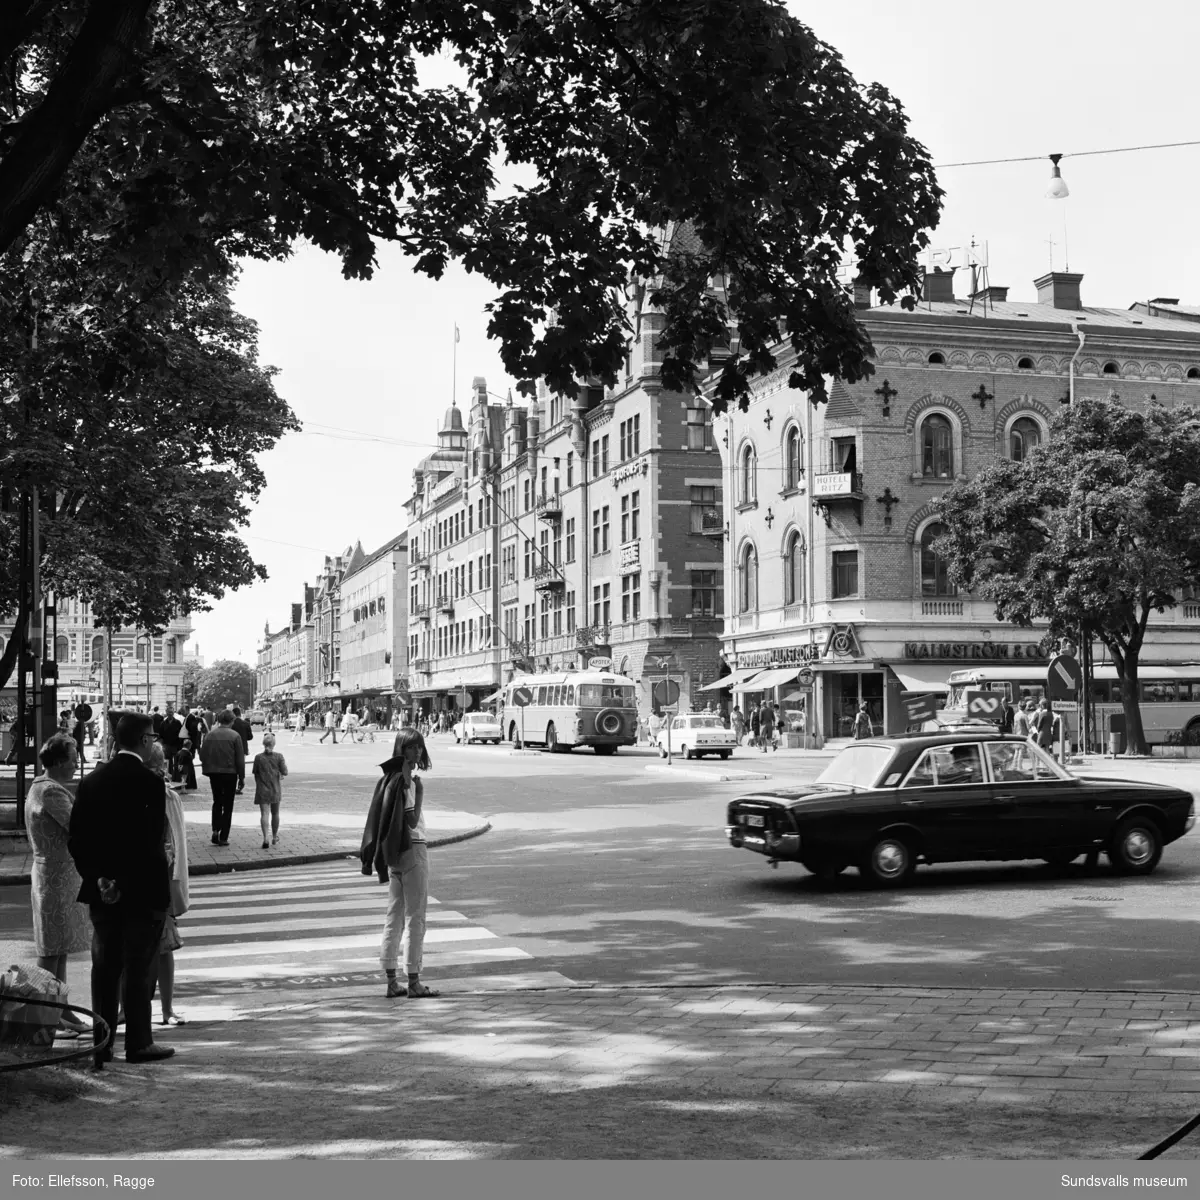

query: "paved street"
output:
4 737 1200 1159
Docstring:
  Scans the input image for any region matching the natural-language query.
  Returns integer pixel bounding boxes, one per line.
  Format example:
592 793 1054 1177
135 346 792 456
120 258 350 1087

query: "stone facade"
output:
338 533 409 712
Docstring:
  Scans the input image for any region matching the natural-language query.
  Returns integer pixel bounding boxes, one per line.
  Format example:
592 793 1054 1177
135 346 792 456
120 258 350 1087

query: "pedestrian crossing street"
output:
172 860 575 995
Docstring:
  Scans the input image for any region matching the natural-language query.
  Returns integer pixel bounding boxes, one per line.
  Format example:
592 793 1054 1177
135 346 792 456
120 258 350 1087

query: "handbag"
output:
0 963 67 1046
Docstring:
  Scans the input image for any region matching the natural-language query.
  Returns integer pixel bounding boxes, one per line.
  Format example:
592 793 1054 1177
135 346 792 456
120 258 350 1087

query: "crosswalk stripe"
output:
176 948 532 982
184 900 466 921
175 925 498 961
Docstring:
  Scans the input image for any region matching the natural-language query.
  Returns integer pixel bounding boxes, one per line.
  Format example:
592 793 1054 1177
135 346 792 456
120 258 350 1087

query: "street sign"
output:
455 688 471 707
1047 654 1082 702
511 686 533 707
588 656 612 670
395 689 411 707
900 692 937 725
653 679 681 707
797 666 815 687
73 703 93 722
113 649 129 658
964 690 1003 723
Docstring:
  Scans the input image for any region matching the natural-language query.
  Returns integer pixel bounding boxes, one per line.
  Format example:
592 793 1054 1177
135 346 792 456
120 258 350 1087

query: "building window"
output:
739 444 757 503
738 544 758 613
91 635 105 663
166 639 178 664
690 485 721 533
687 405 715 450
524 540 532 578
540 595 550 639
920 414 953 479
621 574 641 622
565 518 576 562
592 506 610 554
1009 416 1041 462
920 524 957 596
538 527 550 569
784 426 804 490
1017 356 1035 370
135 637 149 663
592 582 611 627
566 591 576 632
553 593 563 635
566 452 574 487
784 532 805 605
927 352 945 365
620 491 640 542
55 635 69 662
691 570 720 617
832 550 859 598
524 604 534 645
619 414 641 460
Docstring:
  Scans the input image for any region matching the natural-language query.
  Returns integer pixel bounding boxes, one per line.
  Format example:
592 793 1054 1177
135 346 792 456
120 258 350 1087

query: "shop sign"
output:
737 644 823 669
611 456 649 486
619 541 640 571
904 641 1045 661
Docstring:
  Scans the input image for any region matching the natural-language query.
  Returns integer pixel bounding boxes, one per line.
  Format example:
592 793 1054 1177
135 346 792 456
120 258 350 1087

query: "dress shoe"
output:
211 834 220 846
126 1044 176 1064
93 1047 113 1068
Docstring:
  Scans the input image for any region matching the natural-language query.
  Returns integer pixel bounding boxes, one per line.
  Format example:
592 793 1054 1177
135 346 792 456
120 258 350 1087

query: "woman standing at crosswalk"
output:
361 728 439 999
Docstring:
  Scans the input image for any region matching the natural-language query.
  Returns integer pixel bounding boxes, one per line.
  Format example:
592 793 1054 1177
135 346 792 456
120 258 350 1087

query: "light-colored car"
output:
656 713 737 760
453 711 503 745
246 709 267 726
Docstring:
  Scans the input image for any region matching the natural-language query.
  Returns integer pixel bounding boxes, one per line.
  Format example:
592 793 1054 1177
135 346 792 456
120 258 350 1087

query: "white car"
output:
656 713 737 760
453 712 503 745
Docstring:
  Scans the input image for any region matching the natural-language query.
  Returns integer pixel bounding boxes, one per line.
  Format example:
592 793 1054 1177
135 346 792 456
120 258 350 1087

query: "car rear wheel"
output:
509 723 521 750
682 745 692 760
658 744 667 758
1107 817 1163 875
719 751 731 760
859 834 916 887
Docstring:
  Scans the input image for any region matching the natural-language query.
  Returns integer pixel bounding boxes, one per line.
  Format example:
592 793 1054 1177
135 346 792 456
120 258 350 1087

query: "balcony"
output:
921 598 964 617
536 492 563 521
813 467 865 526
411 603 431 623
532 564 565 592
575 624 611 649
436 594 454 614
411 659 431 674
508 638 534 665
691 506 726 538
410 546 429 571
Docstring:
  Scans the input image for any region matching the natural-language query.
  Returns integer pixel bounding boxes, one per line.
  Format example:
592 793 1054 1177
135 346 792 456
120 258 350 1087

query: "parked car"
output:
656 712 737 760
453 711 503 745
246 710 267 726
726 731 1196 886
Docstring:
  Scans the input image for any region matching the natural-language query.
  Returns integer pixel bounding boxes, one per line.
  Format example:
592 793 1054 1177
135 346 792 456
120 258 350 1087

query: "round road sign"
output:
74 703 93 722
511 686 533 707
797 666 815 687
455 688 471 707
1047 653 1082 702
653 679 681 707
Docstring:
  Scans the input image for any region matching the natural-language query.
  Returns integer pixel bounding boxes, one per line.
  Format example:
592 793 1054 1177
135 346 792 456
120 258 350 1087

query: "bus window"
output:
1090 681 1114 704
1182 682 1200 702
536 686 546 705
579 683 637 709
553 685 561 706
1143 680 1176 703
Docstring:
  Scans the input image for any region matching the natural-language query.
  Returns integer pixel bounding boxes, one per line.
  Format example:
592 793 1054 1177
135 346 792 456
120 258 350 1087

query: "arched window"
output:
740 444 757 503
927 352 945 365
54 635 69 662
920 414 954 479
738 543 758 613
135 637 150 663
1187 368 1200 380
90 635 105 663
920 523 957 597
784 532 805 606
1102 361 1119 375
1017 356 1034 370
1010 416 1042 461
784 426 803 490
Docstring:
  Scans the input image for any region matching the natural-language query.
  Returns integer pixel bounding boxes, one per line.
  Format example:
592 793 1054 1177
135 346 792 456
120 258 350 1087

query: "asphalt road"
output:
6 734 1200 996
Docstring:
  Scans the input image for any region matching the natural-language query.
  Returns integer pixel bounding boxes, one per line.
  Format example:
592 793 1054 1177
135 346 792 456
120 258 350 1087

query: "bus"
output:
500 667 639 754
943 664 1200 746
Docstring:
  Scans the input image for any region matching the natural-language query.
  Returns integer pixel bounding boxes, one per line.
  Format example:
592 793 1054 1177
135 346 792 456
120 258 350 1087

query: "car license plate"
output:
745 815 764 827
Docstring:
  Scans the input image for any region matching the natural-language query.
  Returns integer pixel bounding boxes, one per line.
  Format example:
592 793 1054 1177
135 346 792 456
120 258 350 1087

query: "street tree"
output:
194 659 256 712
933 397 1200 754
1 0 941 411
180 659 203 710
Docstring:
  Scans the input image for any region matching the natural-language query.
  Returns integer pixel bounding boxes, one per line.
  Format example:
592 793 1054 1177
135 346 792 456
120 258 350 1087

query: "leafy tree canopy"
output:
0 0 942 411
194 658 256 712
933 397 1200 752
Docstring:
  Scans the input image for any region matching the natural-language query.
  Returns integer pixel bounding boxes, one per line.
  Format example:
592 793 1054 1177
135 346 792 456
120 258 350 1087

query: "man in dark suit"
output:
69 711 175 1068
159 702 184 761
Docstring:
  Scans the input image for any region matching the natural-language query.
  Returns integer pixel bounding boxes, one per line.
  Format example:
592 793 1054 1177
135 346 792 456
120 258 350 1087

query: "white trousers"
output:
379 843 429 974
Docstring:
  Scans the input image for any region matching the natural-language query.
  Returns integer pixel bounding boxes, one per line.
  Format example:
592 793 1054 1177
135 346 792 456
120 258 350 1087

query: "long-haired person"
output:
360 728 439 999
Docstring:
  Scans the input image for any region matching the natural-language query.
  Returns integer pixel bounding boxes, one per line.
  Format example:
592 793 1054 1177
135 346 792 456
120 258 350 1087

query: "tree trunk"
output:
1118 656 1149 756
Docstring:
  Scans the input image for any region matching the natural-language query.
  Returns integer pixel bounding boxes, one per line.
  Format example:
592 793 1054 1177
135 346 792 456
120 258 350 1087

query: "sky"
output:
189 0 1200 667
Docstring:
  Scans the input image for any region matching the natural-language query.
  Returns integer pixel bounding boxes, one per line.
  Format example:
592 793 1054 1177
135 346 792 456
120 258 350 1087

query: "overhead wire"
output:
935 138 1200 169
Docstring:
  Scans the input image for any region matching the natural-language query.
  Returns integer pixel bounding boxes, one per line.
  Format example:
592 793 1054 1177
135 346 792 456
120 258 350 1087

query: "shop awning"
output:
888 663 952 693
697 667 762 692
734 667 800 692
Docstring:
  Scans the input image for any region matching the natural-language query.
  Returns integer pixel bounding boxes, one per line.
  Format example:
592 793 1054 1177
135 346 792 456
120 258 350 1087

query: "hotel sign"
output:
612 456 649 486
619 540 640 571
904 641 1045 661
814 473 855 497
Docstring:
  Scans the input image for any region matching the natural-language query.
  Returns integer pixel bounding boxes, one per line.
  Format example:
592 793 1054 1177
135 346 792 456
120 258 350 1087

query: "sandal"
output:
385 980 407 998
407 982 440 999
55 1025 81 1040
161 1013 187 1026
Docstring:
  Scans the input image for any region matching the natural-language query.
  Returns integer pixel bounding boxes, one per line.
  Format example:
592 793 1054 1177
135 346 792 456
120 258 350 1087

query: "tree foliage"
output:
179 658 203 709
933 398 1200 754
0 0 941 411
194 658 256 711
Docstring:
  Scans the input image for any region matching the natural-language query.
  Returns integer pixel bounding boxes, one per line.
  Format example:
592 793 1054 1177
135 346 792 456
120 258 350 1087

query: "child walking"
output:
252 732 289 850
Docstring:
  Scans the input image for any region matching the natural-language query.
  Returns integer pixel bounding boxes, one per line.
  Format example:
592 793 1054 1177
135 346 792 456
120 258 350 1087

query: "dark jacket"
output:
160 713 184 751
68 752 170 913
231 716 253 753
360 756 421 884
199 724 245 782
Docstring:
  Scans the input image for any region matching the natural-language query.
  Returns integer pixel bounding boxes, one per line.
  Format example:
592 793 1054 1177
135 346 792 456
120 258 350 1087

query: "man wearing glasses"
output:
69 711 175 1067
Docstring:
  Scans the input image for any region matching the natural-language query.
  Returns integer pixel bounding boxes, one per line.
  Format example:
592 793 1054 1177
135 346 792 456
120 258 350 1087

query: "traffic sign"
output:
511 686 533 707
455 688 471 707
900 692 937 725
797 666 815 687
653 679 681 707
74 703 93 722
964 690 1003 723
1047 654 1082 702
113 649 129 658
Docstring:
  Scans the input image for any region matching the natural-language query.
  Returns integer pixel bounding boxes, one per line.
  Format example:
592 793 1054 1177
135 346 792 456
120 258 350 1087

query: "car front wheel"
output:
859 835 916 887
1108 817 1163 875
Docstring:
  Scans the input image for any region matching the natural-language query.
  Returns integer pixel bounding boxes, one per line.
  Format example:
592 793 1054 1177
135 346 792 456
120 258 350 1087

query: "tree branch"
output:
0 0 60 71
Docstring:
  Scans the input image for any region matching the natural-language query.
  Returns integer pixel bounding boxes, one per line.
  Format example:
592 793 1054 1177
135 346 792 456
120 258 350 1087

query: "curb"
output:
0 820 493 887
643 764 772 783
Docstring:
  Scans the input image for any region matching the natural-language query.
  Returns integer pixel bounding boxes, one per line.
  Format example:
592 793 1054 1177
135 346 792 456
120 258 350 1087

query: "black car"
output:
726 731 1196 886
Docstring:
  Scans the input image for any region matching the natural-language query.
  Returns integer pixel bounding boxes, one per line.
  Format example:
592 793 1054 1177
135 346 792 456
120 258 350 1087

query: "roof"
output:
826 377 861 422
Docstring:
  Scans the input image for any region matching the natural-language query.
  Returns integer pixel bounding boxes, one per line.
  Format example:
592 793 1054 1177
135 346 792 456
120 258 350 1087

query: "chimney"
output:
291 603 302 631
971 285 1009 304
922 267 955 304
1033 271 1083 311
852 277 873 310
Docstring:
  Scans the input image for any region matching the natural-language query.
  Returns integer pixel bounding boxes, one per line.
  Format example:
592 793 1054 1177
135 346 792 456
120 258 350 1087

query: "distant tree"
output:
0 0 941 411
179 660 203 710
934 398 1200 754
194 659 256 712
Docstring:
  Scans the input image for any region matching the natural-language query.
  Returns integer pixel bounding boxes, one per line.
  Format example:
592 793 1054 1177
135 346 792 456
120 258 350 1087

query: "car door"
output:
897 743 1000 861
985 741 1094 857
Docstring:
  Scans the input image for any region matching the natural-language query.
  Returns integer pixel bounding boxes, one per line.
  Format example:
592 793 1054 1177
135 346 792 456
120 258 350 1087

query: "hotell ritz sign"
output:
904 641 1046 661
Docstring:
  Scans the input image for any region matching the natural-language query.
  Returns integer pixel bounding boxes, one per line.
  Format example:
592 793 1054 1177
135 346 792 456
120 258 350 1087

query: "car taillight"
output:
1187 801 1196 833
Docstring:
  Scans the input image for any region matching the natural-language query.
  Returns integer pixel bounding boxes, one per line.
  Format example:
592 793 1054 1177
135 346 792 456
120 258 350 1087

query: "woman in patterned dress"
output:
25 732 92 1036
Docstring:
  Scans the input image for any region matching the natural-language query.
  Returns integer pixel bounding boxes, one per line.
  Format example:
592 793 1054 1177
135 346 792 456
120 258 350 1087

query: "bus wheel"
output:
509 723 522 749
595 744 616 756
546 724 559 753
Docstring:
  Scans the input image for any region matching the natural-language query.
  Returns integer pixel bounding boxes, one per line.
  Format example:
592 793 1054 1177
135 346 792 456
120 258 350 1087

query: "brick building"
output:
405 255 727 718
711 267 1200 738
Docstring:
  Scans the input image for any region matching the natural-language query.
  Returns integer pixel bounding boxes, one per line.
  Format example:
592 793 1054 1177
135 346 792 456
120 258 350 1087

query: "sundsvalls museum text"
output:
11 1177 155 1191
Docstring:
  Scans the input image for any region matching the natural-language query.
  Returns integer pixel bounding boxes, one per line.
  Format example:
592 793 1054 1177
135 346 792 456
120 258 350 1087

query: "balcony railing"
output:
1185 602 1200 621
532 564 565 591
436 594 454 614
411 603 431 622
921 598 963 617
410 546 428 567
411 659 431 674
536 492 563 521
691 506 725 537
508 638 534 664
575 624 611 648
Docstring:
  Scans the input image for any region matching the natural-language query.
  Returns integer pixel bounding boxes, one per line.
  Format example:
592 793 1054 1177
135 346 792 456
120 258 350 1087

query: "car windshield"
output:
814 744 895 790
686 716 725 728
578 684 637 709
